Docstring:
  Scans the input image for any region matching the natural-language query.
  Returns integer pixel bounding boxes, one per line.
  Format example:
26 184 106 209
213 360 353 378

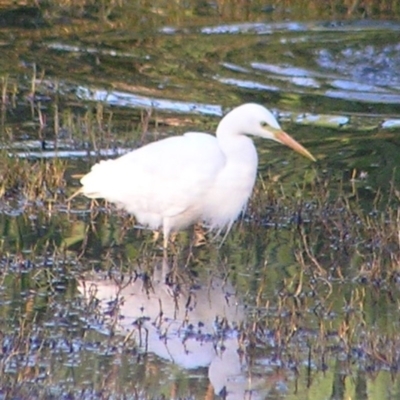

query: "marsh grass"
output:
248 170 400 279
0 154 67 204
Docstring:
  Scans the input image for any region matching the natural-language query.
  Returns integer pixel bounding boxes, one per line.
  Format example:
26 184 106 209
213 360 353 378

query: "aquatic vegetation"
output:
0 155 67 205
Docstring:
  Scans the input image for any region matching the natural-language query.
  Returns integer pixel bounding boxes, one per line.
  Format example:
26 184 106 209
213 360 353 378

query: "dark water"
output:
0 2 400 399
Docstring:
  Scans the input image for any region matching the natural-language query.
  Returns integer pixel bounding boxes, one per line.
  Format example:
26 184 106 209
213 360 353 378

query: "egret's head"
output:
219 103 316 162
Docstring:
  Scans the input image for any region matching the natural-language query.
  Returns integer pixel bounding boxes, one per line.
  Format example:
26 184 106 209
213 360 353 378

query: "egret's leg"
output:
163 234 169 250
162 226 170 261
163 220 170 250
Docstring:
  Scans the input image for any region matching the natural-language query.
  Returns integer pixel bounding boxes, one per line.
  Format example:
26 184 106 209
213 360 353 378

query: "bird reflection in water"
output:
79 259 265 399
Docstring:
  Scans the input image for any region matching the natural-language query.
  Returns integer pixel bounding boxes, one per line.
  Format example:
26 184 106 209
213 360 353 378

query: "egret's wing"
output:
80 133 225 218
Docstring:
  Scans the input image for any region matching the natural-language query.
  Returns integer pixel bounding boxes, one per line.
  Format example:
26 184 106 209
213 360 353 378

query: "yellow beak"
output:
273 130 316 162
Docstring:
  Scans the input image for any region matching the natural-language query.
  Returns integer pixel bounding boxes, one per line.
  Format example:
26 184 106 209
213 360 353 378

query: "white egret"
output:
70 103 315 248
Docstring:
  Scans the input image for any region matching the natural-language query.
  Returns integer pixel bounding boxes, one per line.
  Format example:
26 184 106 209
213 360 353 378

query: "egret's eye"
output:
260 121 269 128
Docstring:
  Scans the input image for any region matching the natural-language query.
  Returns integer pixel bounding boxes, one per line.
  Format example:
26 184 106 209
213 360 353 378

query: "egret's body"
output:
73 103 315 247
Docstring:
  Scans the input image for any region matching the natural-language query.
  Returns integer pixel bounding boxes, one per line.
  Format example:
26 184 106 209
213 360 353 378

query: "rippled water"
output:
0 2 400 399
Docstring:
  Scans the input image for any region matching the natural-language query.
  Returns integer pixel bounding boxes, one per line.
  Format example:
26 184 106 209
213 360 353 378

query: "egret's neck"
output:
216 115 243 141
216 124 257 169
211 121 258 227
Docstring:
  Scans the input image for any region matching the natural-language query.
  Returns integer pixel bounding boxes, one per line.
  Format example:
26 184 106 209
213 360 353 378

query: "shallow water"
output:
0 1 400 399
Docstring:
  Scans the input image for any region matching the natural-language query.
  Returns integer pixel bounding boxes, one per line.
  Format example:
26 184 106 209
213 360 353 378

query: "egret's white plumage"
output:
73 103 315 248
